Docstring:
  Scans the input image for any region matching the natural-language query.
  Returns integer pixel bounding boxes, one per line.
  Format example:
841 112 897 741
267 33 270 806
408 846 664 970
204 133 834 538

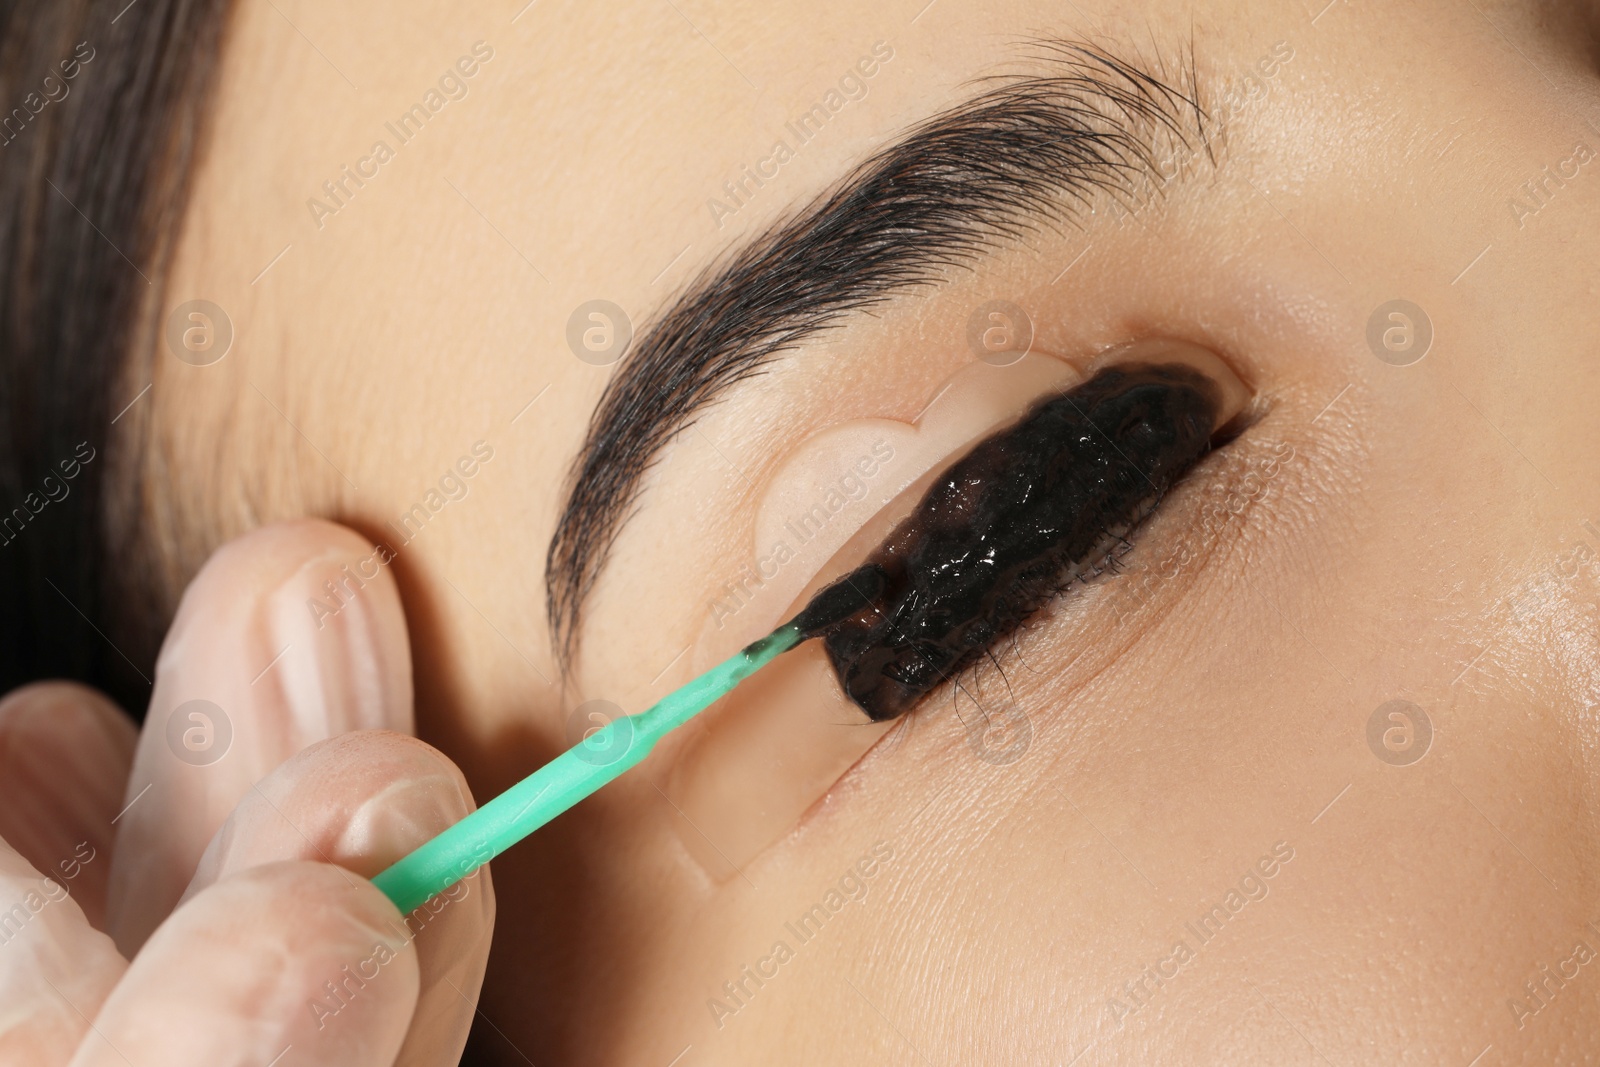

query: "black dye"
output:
796 362 1224 722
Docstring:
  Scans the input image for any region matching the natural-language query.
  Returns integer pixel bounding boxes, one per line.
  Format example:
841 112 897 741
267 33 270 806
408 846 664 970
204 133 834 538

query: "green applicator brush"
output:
374 359 1237 913
372 572 883 916
373 359 1231 914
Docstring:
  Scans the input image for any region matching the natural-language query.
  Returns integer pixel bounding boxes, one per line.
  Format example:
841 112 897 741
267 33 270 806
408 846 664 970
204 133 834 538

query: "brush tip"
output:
789 564 888 640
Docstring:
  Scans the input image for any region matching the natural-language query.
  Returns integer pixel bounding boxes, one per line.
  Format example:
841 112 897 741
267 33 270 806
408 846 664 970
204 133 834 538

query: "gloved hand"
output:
0 519 494 1066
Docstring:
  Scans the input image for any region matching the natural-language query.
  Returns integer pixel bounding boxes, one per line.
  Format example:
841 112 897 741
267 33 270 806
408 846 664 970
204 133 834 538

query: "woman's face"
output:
146 0 1600 1061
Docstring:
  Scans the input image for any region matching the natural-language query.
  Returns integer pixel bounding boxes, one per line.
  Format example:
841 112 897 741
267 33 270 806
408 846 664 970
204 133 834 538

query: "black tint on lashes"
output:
797 362 1222 722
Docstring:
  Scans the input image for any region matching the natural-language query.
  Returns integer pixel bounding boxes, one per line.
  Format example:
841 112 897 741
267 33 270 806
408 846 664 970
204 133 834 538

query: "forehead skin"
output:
143 0 1600 1063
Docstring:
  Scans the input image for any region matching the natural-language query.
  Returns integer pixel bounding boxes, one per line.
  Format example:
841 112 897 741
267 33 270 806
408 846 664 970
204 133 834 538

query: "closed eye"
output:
657 339 1252 879
800 344 1252 722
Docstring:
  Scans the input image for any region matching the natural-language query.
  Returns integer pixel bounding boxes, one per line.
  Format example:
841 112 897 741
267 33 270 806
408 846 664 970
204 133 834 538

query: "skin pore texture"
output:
124 0 1600 1063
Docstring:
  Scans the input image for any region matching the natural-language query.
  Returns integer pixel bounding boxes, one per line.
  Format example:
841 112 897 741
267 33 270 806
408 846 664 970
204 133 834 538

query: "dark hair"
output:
0 0 235 716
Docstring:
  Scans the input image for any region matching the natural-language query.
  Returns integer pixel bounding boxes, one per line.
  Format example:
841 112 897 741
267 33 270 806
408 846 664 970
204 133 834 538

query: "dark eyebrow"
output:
545 42 1205 667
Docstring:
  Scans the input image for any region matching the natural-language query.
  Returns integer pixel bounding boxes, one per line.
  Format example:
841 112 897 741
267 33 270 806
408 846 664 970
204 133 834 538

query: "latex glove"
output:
0 520 494 1066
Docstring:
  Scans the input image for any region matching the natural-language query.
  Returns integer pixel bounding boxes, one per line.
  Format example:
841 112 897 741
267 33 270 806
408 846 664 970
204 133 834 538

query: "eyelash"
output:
802 362 1229 723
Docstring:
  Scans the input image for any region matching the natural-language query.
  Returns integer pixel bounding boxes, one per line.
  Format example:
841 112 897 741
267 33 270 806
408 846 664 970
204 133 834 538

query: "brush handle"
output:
372 625 799 915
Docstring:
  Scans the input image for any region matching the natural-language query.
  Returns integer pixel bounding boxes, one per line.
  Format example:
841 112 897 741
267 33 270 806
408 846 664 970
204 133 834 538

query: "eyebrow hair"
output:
545 42 1207 667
